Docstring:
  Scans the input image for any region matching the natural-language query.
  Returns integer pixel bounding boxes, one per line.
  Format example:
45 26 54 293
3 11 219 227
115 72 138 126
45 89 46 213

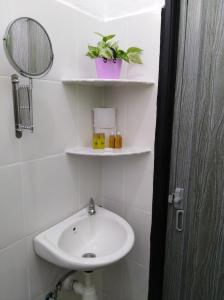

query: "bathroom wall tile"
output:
0 164 24 249
22 154 77 235
104 18 129 78
76 85 104 147
125 86 157 148
101 158 125 203
79 157 101 208
20 80 77 161
34 293 46 300
104 87 127 145
102 197 125 219
103 293 123 300
105 86 157 149
102 261 125 300
125 207 151 266
0 241 29 300
42 1 80 80
123 259 149 300
92 269 103 299
76 13 102 78
126 11 161 81
26 234 66 300
124 155 154 212
0 77 22 166
0 1 14 77
66 155 80 209
58 291 82 300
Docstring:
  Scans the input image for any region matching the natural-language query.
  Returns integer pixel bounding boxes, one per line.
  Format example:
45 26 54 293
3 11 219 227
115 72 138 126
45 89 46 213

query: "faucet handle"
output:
89 198 95 205
88 198 96 215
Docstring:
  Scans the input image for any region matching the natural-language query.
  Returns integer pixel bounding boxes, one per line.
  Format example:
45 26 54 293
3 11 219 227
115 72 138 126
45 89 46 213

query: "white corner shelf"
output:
66 147 151 157
62 78 154 87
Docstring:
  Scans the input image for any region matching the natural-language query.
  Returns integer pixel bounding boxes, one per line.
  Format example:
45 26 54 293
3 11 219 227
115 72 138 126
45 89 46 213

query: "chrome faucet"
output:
88 198 96 215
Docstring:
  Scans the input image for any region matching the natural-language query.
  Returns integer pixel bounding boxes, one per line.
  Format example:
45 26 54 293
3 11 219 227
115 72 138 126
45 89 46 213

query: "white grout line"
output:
0 152 66 170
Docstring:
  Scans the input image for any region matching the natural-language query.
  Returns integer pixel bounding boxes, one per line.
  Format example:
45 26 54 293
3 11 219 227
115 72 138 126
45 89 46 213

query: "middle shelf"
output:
66 147 151 157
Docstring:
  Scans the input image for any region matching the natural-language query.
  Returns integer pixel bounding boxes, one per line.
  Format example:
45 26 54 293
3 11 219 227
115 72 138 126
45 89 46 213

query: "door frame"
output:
148 1 180 299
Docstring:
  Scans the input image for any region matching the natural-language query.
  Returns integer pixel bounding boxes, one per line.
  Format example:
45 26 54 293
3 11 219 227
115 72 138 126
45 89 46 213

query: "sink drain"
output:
82 253 96 258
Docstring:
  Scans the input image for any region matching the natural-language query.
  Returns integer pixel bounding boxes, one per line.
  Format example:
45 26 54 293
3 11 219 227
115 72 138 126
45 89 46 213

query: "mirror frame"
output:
3 17 54 78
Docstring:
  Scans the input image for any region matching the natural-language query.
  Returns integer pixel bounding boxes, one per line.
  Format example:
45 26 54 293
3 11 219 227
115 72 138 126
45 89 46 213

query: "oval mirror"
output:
3 17 54 78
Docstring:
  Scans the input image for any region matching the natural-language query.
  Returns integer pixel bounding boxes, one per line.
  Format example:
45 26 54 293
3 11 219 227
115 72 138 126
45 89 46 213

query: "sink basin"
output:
34 206 135 270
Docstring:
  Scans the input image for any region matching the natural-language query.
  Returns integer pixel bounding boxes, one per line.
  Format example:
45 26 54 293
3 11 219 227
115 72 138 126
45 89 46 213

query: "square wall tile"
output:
103 18 129 78
58 291 82 300
102 261 125 300
125 207 151 266
0 241 29 300
125 155 154 212
126 11 161 81
103 293 123 300
0 1 14 77
40 0 81 80
79 157 101 208
101 158 125 203
76 14 102 78
0 77 21 166
26 234 66 300
104 87 127 146
20 80 77 161
76 85 104 147
123 259 149 300
125 86 157 148
0 164 24 249
22 154 77 235
102 197 125 219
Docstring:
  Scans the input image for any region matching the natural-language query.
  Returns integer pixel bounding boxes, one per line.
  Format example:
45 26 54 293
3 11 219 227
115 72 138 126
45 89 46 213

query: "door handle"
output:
169 188 185 232
176 210 184 232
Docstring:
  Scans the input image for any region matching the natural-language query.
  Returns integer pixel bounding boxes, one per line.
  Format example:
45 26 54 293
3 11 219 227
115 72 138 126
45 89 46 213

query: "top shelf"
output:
62 78 154 87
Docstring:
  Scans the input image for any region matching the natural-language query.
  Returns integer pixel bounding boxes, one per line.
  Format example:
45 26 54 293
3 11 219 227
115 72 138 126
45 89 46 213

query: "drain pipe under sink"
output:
73 272 97 300
62 271 98 300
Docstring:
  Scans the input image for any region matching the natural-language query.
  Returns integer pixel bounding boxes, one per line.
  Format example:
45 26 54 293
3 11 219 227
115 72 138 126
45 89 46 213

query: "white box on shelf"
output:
93 108 116 129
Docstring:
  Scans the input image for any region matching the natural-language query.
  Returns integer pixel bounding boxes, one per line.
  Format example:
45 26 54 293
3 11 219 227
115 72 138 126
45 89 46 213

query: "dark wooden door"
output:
163 0 224 299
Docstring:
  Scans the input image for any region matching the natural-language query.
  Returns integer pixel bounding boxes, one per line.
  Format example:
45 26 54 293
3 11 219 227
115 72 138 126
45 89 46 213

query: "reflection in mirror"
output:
3 17 54 78
3 17 54 139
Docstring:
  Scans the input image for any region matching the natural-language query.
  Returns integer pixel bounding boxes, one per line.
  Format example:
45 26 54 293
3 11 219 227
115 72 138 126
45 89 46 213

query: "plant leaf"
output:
103 34 116 42
109 47 117 59
88 45 97 51
95 32 104 38
117 50 129 63
127 47 143 54
97 40 107 49
110 41 119 50
127 53 143 64
86 51 97 59
99 48 113 59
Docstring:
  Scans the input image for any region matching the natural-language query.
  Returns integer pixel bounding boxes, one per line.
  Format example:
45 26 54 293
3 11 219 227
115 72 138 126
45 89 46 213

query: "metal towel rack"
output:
11 74 33 138
3 17 54 139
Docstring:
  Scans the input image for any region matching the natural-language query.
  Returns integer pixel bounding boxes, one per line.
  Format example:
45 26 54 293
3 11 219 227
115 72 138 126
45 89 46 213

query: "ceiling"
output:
56 0 165 21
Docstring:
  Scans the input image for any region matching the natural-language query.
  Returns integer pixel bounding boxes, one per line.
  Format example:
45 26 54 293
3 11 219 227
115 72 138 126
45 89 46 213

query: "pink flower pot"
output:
95 58 122 79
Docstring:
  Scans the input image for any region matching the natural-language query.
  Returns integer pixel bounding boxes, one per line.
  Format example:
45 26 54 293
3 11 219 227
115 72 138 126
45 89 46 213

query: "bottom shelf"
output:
66 147 151 157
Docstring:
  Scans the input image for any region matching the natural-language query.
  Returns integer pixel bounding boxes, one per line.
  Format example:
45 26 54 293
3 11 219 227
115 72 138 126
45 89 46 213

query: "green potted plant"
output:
86 32 143 79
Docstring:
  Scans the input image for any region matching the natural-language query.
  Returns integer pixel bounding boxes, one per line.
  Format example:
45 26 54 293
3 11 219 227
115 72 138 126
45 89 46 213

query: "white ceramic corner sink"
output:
34 206 135 271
